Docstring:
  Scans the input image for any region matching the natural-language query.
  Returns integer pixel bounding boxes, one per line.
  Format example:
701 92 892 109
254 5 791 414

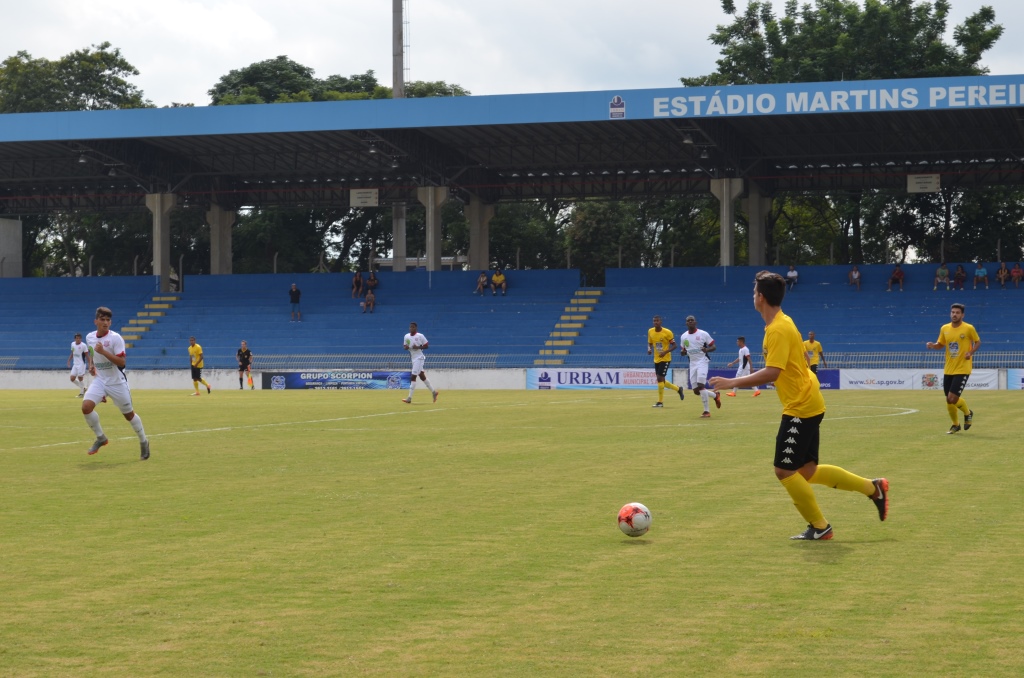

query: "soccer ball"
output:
617 502 652 537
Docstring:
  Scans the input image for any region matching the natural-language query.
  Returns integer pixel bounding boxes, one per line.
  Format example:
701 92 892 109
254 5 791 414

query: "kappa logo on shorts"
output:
785 437 797 444
788 427 799 434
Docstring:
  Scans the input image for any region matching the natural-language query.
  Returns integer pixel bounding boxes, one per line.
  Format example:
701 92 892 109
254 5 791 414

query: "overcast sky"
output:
6 0 1024 107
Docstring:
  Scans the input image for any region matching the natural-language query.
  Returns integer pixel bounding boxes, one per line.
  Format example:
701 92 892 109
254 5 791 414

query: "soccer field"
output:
1 388 1021 677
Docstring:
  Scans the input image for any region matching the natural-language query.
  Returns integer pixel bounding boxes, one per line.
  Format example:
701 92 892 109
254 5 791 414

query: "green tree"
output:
208 56 381 105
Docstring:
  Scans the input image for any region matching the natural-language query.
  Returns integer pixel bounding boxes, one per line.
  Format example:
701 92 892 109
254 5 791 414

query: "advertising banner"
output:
842 369 998 390
262 371 410 390
706 368 838 390
526 368 667 390
1007 369 1024 390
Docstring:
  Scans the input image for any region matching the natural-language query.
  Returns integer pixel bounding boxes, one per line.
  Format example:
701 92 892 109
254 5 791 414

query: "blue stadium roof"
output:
2 74 1024 212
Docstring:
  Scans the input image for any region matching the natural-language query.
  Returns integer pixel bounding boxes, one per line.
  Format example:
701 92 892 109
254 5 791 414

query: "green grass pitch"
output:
1 387 1022 677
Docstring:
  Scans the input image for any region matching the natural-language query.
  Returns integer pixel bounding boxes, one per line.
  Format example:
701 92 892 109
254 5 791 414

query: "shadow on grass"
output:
620 539 654 546
78 459 137 470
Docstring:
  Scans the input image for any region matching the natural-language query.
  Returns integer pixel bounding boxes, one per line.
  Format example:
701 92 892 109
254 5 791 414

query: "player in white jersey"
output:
401 321 438 404
679 315 722 417
82 306 150 460
725 336 761 397
67 333 90 397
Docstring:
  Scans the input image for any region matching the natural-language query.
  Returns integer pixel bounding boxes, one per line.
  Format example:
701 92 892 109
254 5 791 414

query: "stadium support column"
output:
0 218 23 278
745 181 772 266
467 196 495 270
417 186 447 271
710 178 743 267
392 205 407 272
145 192 176 292
206 204 236 275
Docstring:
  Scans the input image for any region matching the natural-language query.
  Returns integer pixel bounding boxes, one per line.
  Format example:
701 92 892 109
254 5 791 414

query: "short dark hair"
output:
737 336 745 342
951 303 966 313
754 271 786 307
74 333 82 338
95 306 112 319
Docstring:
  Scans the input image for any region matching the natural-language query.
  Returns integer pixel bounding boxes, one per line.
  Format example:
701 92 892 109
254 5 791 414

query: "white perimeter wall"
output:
0 369 525 391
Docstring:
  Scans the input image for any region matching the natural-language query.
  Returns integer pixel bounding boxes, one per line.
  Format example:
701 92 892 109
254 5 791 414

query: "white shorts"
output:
84 370 135 414
688 363 709 390
411 355 426 374
70 364 88 378
734 365 752 378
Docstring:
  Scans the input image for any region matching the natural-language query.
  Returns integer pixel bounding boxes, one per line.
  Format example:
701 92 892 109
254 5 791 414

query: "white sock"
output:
701 389 710 411
78 380 85 393
129 414 147 442
84 411 104 437
408 381 416 399
423 378 434 393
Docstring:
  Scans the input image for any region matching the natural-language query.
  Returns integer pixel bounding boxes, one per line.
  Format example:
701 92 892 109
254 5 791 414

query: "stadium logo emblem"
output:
271 375 287 390
609 95 625 119
922 373 939 389
387 374 402 389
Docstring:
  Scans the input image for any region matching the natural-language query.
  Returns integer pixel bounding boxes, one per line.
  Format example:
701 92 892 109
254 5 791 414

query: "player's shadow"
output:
78 460 135 470
619 539 654 547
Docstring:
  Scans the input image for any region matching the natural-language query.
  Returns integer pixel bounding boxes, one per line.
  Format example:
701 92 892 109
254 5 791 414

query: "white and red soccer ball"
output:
617 502 652 537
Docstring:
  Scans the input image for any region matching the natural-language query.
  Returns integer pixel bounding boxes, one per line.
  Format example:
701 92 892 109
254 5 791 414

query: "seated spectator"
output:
490 269 507 296
847 265 861 291
886 264 904 292
366 271 379 293
1012 262 1023 289
351 271 364 298
973 262 989 290
995 262 1010 289
953 264 967 290
474 271 489 295
362 288 376 313
785 265 798 291
933 262 950 291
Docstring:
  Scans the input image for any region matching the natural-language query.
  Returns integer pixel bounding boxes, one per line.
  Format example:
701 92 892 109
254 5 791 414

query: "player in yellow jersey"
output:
710 271 888 541
647 315 684 408
188 336 212 396
802 331 827 374
926 302 980 434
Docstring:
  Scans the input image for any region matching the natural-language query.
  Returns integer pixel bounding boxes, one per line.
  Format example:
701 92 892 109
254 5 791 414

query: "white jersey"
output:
680 329 715 367
70 341 89 367
404 332 428 359
86 330 127 383
737 346 751 369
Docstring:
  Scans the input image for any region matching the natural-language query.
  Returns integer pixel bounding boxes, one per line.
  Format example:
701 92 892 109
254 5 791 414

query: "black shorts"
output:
238 363 251 372
654 361 670 379
809 364 819 374
774 413 825 470
191 366 203 381
943 374 968 398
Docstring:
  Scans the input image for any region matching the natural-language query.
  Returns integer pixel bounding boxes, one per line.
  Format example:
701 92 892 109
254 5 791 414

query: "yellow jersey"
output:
647 327 675 364
764 311 825 418
803 339 824 366
188 343 205 369
935 321 980 375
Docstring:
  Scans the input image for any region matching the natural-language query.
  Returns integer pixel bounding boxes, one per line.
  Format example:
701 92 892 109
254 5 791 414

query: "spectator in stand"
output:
474 271 489 295
785 265 799 291
490 269 508 296
973 262 989 290
1011 263 1024 289
363 288 376 314
366 271 379 294
995 262 1010 289
933 263 950 291
351 271 364 298
289 283 302 322
886 264 905 292
953 265 967 290
847 265 861 291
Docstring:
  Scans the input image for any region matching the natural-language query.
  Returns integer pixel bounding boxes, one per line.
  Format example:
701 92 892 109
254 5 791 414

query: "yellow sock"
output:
779 473 827 529
192 380 200 393
657 383 664 402
947 402 959 424
956 397 970 416
666 382 680 393
810 464 874 496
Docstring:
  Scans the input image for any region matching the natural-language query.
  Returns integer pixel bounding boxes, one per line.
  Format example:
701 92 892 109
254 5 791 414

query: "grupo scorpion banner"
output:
262 371 411 390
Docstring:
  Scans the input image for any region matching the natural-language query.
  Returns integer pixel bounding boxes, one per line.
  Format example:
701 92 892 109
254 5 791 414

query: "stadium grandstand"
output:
4 264 1024 373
